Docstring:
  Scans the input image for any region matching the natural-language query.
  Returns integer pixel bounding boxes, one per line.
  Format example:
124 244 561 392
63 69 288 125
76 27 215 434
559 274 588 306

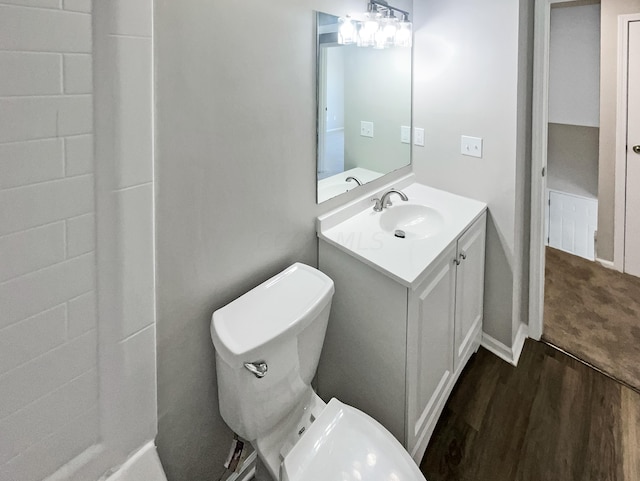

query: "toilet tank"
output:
211 263 334 441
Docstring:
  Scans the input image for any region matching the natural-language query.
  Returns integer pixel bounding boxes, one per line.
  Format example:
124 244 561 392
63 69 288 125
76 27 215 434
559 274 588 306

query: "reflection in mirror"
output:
316 11 412 203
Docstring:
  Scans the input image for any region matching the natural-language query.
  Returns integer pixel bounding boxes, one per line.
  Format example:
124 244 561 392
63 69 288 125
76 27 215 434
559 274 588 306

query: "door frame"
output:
529 0 562 340
614 14 640 272
529 0 597 340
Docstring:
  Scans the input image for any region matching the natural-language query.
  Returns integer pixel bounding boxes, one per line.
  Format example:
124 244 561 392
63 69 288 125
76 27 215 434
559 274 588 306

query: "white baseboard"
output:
512 323 528 364
595 257 616 270
481 323 529 367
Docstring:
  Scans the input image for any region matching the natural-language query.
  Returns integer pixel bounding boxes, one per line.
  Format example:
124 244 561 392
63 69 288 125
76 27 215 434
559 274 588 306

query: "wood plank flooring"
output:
420 339 640 481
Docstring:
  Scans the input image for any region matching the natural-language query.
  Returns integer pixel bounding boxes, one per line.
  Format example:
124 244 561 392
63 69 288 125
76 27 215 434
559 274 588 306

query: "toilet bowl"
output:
211 263 426 481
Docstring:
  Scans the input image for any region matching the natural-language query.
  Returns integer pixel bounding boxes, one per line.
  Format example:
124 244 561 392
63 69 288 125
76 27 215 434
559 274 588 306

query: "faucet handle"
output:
372 198 384 212
244 361 268 378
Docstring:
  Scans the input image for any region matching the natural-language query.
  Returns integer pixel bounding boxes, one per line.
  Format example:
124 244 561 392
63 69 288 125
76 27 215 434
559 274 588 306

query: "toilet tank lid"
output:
211 263 334 366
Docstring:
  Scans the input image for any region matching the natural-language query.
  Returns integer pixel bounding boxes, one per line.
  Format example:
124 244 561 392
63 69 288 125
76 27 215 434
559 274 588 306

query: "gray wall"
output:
154 1 410 480
548 123 599 197
412 0 534 346
549 3 601 128
597 0 640 261
344 46 412 173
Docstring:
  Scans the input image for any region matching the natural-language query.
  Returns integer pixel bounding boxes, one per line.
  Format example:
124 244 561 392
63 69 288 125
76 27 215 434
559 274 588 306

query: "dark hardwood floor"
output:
420 339 640 481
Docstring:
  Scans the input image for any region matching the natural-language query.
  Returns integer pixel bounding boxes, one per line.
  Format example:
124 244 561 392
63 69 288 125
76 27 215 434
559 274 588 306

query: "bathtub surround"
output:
93 0 162 477
2 0 161 479
412 0 534 351
0 3 98 480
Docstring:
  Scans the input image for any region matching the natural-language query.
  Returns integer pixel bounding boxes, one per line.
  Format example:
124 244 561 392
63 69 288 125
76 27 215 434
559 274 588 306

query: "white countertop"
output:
317 178 487 289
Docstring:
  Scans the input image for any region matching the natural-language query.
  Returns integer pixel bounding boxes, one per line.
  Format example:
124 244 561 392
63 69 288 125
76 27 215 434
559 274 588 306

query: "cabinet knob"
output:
459 251 467 261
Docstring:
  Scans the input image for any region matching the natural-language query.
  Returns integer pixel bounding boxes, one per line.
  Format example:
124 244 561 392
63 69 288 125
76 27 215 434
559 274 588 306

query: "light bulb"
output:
374 23 386 49
338 16 357 45
384 22 398 43
357 12 380 47
380 11 399 48
394 19 412 47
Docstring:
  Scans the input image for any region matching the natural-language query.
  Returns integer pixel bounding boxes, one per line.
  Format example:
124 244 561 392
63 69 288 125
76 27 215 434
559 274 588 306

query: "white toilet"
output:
210 263 427 481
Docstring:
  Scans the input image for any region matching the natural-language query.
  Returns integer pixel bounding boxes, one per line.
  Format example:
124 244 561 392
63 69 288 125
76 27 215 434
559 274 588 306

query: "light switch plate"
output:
400 126 411 144
461 135 483 158
360 121 374 138
414 127 425 147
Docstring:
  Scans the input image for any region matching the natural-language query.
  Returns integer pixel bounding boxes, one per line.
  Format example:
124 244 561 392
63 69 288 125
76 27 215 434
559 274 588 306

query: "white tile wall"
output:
66 213 95 257
63 0 92 13
112 37 153 188
67 291 97 338
109 0 152 37
0 6 91 52
64 54 93 94
0 1 99 479
116 183 155 338
65 135 94 175
0 139 65 189
0 52 62 96
0 222 65 282
0 175 94 236
103 325 157 456
0 96 92 143
0 369 97 464
0 0 60 8
0 330 97 418
0 407 99 481
0 305 67 375
93 0 158 472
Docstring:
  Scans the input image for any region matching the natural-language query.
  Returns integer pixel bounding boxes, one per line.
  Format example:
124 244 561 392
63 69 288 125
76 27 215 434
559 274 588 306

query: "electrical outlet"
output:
360 121 374 138
414 127 425 147
400 126 411 144
461 135 483 158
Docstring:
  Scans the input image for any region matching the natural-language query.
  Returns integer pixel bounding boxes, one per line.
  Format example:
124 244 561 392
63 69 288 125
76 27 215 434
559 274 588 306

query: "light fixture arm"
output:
368 0 410 20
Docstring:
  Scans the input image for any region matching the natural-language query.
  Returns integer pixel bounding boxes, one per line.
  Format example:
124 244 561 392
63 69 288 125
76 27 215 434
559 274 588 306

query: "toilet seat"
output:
281 398 426 481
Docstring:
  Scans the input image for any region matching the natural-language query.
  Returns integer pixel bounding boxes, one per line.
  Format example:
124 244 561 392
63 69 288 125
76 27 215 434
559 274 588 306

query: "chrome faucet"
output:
345 176 363 186
372 189 409 212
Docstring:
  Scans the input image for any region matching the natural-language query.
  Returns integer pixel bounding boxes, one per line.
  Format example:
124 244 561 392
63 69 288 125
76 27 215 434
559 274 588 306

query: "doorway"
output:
544 3 600 261
530 0 640 391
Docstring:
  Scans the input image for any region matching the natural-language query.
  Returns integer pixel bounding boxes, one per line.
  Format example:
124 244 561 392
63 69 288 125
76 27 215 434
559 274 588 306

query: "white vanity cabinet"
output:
406 212 486 459
318 211 486 464
453 215 486 372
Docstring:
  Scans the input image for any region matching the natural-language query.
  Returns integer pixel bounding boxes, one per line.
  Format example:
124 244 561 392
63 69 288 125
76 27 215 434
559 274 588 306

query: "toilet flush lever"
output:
244 361 268 378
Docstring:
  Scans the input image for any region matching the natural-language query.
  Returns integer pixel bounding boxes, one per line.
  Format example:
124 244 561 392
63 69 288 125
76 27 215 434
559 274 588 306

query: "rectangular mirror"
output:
316 11 412 203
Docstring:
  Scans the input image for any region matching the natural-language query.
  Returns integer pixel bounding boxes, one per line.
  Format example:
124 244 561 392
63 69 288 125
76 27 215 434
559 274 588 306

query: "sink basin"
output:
379 204 445 240
317 179 487 286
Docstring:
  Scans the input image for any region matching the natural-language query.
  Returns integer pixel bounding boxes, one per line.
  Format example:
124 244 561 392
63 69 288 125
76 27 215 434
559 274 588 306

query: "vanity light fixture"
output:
338 15 357 45
339 0 412 49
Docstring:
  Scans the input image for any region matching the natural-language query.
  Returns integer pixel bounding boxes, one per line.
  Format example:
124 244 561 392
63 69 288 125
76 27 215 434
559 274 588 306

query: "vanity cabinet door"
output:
406 244 456 459
453 213 487 373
